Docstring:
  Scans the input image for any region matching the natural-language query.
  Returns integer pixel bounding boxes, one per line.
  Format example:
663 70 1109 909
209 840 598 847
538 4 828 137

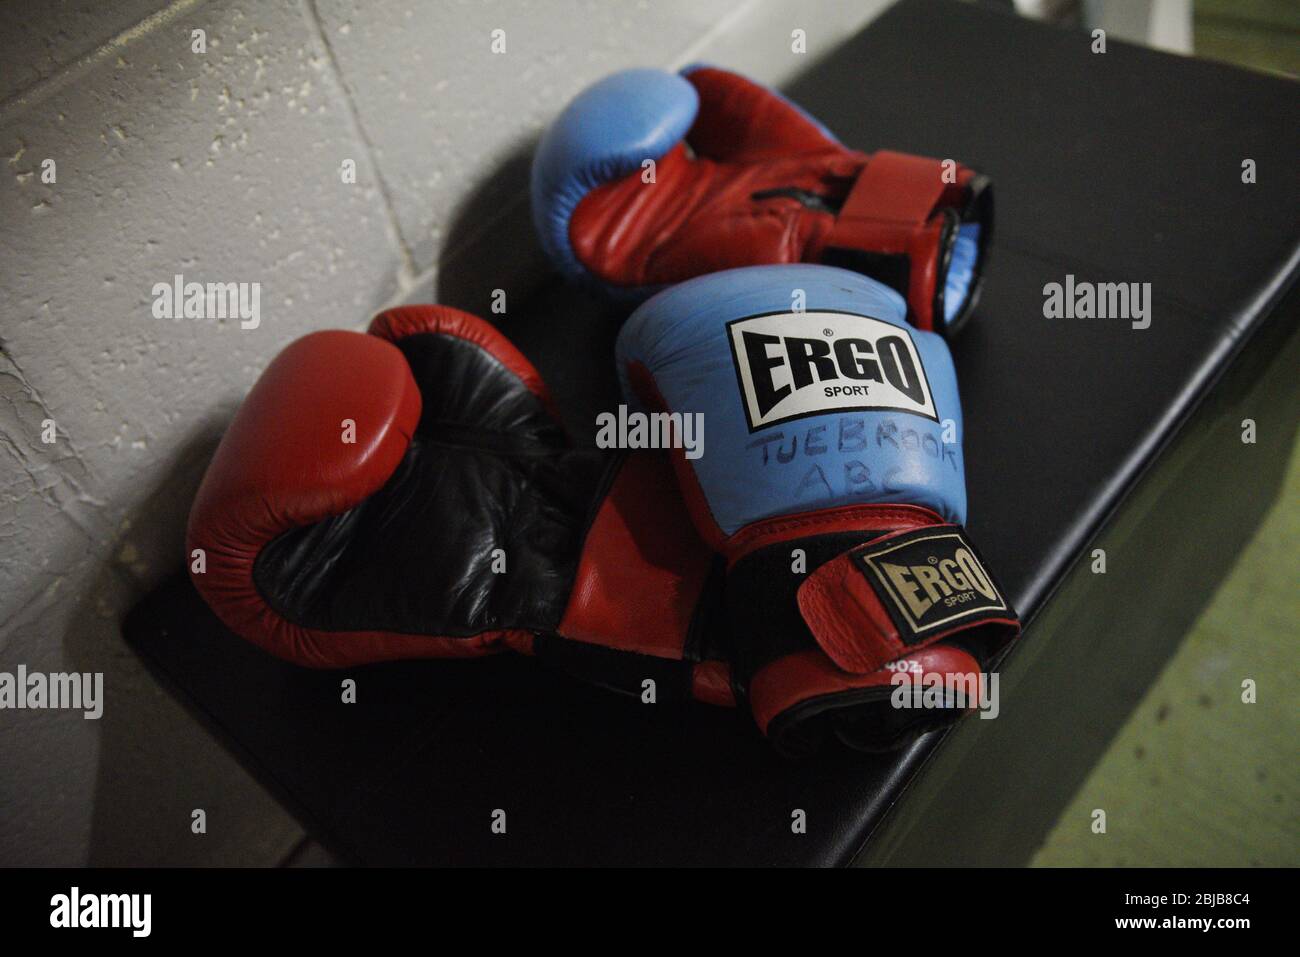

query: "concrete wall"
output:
0 0 892 865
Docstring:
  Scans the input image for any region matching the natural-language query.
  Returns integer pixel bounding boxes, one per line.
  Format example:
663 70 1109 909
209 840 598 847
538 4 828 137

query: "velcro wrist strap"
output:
797 525 1013 675
820 151 961 330
837 150 951 227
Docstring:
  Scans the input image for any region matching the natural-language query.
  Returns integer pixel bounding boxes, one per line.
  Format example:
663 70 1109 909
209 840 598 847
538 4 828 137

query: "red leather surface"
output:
688 66 840 160
184 330 471 667
749 644 982 734
624 360 731 551
571 137 861 288
797 545 919 673
558 452 714 660
834 150 950 224
569 67 972 331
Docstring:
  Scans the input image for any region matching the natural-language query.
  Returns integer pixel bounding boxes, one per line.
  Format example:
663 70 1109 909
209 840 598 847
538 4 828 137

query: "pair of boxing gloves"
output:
187 66 1016 756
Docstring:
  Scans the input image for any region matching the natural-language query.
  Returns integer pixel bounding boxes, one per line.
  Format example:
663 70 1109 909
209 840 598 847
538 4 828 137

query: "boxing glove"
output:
532 65 991 336
186 304 735 707
617 264 1020 755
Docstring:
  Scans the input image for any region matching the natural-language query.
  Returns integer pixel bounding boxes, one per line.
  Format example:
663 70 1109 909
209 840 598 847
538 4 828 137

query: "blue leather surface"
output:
945 223 981 325
618 265 967 538
530 69 698 286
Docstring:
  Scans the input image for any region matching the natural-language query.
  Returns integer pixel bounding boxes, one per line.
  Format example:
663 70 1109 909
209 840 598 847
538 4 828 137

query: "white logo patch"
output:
726 310 938 431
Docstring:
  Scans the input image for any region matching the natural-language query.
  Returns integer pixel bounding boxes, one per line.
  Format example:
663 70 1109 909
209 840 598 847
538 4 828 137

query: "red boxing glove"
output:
187 305 734 706
532 65 992 336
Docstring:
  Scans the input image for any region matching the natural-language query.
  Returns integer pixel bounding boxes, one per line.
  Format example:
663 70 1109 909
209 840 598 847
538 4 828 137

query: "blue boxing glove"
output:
532 65 992 337
617 264 1019 755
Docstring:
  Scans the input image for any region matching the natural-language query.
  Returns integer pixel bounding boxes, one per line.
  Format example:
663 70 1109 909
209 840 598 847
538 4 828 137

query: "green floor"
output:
1031 440 1300 865
1191 0 1299 78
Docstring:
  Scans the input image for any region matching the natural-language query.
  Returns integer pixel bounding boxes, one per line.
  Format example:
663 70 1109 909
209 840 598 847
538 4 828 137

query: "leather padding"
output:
615 265 966 539
557 452 715 660
684 65 841 161
186 330 428 666
188 308 616 666
252 324 608 638
539 65 990 333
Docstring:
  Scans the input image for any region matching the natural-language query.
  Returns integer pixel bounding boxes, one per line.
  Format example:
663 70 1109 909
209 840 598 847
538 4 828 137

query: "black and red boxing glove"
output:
532 65 992 336
187 305 734 707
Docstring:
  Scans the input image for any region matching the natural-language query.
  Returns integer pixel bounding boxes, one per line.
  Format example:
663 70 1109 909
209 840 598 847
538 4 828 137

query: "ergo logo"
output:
726 310 937 431
856 530 1009 640
878 547 998 621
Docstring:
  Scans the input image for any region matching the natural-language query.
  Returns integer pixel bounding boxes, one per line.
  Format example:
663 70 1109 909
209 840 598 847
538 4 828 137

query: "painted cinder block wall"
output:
0 0 891 865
